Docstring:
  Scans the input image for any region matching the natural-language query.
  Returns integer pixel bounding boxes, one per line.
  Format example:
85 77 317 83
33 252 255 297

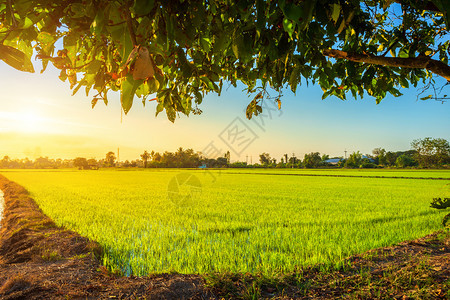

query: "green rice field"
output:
2 169 449 276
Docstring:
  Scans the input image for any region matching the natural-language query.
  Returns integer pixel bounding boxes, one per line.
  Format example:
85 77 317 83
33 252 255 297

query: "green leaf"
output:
146 43 166 57
154 72 165 89
246 96 263 119
13 0 34 14
283 18 295 38
59 69 67 82
72 80 84 96
321 89 332 100
200 37 211 52
155 101 164 116
256 0 266 31
279 0 316 30
420 95 432 100
166 14 175 43
213 33 230 53
232 30 253 63
84 73 96 87
22 17 33 29
147 77 160 93
91 98 98 108
165 107 176 122
136 16 152 37
37 32 55 50
200 77 215 90
121 75 142 114
336 18 346 34
389 87 402 97
330 3 340 24
279 0 303 22
399 77 409 88
231 36 240 60
69 3 86 18
289 65 301 93
398 48 409 58
120 28 134 64
110 23 126 42
87 60 103 74
132 0 155 15
0 44 34 73
91 11 106 36
63 33 78 66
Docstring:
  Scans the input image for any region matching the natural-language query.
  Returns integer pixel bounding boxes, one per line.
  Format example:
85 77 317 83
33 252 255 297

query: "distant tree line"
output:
0 156 74 169
139 148 203 168
0 138 448 169
248 137 449 169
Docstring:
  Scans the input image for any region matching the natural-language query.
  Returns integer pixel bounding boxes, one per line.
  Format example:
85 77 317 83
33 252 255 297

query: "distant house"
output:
323 158 342 165
362 155 376 163
324 155 375 165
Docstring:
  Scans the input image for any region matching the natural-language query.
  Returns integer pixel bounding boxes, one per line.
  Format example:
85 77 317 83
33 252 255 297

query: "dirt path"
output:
0 190 4 227
0 174 448 299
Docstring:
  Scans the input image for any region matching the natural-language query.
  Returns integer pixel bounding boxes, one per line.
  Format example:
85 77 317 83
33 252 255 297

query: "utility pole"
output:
117 147 120 163
246 155 248 164
292 152 295 168
344 149 347 159
250 156 252 165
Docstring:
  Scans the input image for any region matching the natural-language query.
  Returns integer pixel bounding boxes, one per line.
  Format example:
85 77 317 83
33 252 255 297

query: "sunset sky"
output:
0 60 449 162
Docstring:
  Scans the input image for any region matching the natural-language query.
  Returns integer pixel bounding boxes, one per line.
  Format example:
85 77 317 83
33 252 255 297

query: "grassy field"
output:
1 169 449 276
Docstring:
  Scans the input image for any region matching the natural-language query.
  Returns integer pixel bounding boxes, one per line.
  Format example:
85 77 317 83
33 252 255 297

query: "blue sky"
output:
0 59 449 162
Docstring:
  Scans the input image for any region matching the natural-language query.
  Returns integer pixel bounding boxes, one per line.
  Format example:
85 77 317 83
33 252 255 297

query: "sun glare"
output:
11 109 47 133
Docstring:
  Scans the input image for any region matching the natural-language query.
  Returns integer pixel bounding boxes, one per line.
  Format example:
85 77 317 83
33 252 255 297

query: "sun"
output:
13 109 47 133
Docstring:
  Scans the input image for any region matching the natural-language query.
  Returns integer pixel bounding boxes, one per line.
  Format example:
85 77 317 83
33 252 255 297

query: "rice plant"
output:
2 169 448 276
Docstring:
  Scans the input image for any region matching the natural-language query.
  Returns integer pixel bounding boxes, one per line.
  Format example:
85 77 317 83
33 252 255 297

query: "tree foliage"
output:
303 152 321 168
411 137 450 167
146 147 202 167
140 150 150 168
395 154 416 168
345 151 362 168
259 152 271 165
430 196 450 227
1 0 449 121
105 151 116 167
73 157 89 169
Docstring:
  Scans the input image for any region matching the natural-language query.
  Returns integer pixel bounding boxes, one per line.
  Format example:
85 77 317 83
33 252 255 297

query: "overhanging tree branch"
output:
1 0 448 120
323 49 450 82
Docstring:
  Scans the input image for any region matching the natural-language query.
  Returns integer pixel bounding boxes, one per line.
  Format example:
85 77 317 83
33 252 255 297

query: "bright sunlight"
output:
0 108 48 133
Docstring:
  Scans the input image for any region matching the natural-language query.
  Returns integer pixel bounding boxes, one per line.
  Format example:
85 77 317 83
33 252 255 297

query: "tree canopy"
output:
1 0 449 121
